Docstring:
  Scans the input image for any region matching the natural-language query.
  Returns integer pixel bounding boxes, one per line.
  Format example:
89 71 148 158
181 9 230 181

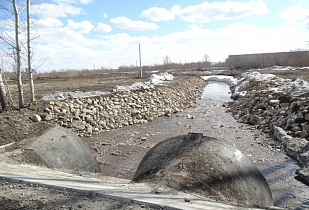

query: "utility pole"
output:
139 43 142 78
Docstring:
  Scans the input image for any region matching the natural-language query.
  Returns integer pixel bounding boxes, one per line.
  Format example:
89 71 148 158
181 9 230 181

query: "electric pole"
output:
139 43 142 78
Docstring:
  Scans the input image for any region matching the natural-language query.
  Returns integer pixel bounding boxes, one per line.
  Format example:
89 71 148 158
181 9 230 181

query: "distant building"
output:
226 51 309 69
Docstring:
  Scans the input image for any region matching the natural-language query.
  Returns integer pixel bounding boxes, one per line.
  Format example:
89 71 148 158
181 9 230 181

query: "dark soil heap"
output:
133 133 273 208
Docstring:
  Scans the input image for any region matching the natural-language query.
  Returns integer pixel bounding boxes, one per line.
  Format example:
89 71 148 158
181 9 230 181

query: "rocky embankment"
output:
228 75 309 185
34 76 207 137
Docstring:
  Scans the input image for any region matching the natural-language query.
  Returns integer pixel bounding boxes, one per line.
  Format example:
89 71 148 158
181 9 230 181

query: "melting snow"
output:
238 71 309 97
148 72 174 84
201 75 238 87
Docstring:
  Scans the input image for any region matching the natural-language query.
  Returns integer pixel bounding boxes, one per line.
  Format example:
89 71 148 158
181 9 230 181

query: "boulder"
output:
133 133 273 208
30 114 41 122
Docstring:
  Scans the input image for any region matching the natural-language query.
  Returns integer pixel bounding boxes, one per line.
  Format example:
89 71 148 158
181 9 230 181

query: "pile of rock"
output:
36 77 206 137
228 79 309 184
228 89 309 139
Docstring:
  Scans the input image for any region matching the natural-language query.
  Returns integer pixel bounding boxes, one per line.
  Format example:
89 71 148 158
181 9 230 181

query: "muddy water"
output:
83 80 309 209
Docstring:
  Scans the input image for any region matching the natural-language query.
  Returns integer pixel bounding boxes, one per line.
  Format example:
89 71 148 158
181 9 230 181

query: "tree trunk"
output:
0 69 7 111
13 0 24 109
27 0 35 102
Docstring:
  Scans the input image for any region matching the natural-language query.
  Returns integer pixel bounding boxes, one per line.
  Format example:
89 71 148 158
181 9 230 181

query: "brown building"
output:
226 51 309 69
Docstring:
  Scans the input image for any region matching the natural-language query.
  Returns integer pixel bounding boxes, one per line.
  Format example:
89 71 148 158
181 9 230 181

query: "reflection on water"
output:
256 160 309 209
201 81 231 102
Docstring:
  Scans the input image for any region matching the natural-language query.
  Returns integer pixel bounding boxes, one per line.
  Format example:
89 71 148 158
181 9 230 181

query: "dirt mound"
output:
2 125 101 173
133 133 273 208
0 101 51 146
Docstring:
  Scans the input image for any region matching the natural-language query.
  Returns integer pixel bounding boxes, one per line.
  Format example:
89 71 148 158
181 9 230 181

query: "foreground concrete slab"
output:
0 162 280 210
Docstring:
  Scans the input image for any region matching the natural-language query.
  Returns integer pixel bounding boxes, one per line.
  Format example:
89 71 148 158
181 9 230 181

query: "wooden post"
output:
139 43 142 78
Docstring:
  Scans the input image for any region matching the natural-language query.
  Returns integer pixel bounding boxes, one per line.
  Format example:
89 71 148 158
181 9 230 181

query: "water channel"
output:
84 79 309 209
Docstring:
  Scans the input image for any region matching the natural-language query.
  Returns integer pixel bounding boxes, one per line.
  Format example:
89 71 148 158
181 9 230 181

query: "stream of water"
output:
202 80 309 210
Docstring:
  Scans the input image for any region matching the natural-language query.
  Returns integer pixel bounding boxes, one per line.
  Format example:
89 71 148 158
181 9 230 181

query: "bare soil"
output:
1 69 309 209
0 178 154 210
0 70 204 210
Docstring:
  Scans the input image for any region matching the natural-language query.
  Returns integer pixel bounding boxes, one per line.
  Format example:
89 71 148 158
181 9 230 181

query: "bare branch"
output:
0 35 17 50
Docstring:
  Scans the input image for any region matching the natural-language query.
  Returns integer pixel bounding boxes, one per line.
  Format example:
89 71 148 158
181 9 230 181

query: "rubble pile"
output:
36 77 206 137
228 90 309 139
228 74 309 184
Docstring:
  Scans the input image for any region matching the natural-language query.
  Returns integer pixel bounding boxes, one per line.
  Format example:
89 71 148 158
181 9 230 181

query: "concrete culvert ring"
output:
133 133 273 208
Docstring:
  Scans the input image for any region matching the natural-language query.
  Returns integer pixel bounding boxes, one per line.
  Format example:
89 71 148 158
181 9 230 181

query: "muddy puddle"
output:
83 80 309 209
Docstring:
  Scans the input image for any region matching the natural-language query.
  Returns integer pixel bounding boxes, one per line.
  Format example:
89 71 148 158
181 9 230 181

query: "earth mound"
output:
133 133 273 208
3 125 101 174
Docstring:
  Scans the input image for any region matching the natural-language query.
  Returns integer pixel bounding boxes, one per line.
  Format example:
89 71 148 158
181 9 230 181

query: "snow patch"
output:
234 150 243 162
252 65 309 71
201 75 237 87
238 71 309 97
115 72 174 92
149 72 174 84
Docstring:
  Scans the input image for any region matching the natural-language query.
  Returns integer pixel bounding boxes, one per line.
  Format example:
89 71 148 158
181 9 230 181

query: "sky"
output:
3 0 309 72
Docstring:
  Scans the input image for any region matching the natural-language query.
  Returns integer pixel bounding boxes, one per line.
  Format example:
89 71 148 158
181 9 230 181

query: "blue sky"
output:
4 0 309 72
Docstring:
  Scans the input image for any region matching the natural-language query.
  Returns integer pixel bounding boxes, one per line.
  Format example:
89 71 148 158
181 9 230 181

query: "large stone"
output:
133 133 273 208
296 167 309 185
30 114 42 122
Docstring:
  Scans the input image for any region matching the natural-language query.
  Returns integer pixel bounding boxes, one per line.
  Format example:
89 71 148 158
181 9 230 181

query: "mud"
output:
83 81 309 209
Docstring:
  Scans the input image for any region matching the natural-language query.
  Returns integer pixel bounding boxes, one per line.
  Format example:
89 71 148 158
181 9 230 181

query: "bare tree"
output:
0 0 41 107
163 55 171 67
203 53 211 70
0 68 7 111
13 0 27 108
203 54 210 63
27 0 34 102
0 0 27 108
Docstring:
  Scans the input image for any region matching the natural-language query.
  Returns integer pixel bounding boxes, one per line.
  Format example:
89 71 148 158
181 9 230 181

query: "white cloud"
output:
35 26 93 48
79 0 94 4
31 21 309 71
110 17 159 31
96 23 112 33
52 0 93 4
0 20 15 30
140 6 180 22
176 0 268 23
52 0 77 4
279 5 309 25
94 24 309 67
32 3 85 19
34 18 63 28
67 19 94 33
103 13 108 18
